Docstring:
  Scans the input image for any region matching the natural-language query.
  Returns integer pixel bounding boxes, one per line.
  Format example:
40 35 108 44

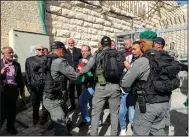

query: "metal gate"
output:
115 25 187 58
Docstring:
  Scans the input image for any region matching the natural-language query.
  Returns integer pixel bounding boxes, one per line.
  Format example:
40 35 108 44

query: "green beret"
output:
139 30 157 40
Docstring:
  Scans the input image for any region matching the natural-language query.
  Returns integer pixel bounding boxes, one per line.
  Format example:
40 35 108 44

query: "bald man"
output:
25 45 48 125
65 38 82 111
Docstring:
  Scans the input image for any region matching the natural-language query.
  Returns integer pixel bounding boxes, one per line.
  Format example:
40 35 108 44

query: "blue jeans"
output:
119 93 135 130
79 87 94 123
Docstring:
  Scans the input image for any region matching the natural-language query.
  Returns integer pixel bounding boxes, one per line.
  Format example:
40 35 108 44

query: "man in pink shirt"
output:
0 47 24 134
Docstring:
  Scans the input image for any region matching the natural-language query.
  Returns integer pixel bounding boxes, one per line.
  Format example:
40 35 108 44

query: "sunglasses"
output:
36 49 44 51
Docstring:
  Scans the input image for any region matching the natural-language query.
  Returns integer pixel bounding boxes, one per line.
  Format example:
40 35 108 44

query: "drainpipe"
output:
37 0 47 34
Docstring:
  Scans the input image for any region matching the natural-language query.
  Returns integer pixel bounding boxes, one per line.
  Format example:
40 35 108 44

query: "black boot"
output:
46 120 54 130
53 122 68 136
33 112 39 125
6 126 18 135
40 105 50 125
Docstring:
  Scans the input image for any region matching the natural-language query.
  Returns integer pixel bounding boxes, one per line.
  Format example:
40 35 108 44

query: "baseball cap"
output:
101 36 111 46
51 41 66 49
154 37 165 47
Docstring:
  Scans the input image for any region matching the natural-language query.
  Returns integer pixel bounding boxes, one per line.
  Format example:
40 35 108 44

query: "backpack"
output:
31 56 46 88
97 49 125 83
142 50 181 95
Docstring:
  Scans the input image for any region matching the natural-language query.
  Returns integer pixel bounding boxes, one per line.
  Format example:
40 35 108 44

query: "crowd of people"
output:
0 30 188 136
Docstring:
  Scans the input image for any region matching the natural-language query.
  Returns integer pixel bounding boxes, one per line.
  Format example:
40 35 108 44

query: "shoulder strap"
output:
95 50 104 68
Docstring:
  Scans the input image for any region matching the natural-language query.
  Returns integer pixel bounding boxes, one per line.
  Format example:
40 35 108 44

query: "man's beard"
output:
6 57 13 62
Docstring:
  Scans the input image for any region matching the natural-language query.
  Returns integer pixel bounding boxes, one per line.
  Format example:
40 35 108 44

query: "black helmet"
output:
51 41 66 50
154 37 165 47
101 36 111 46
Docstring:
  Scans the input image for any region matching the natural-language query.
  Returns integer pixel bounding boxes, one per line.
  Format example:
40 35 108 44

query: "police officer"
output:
154 37 166 51
80 36 122 136
43 41 80 136
121 30 171 135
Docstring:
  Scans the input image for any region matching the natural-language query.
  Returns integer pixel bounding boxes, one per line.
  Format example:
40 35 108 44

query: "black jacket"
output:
0 59 24 93
25 55 47 87
65 47 82 70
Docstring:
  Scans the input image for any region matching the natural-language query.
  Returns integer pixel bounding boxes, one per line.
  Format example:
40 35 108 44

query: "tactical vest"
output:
132 49 180 104
43 54 68 99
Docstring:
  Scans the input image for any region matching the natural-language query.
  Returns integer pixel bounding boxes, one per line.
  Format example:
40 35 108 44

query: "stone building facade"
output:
1 1 187 51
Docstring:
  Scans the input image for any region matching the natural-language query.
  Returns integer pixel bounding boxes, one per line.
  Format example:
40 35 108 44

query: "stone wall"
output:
45 1 187 48
1 1 43 47
45 1 154 47
1 1 187 51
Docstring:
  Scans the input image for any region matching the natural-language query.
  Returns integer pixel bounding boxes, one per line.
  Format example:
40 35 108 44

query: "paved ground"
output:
0 71 188 136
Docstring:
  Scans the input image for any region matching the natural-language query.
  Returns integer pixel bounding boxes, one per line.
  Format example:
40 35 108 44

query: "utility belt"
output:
137 90 146 113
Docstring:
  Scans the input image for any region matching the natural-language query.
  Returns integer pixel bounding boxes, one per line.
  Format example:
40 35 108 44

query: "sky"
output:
176 0 188 5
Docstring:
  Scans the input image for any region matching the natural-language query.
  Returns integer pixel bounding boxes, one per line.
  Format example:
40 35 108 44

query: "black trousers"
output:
30 86 43 121
30 86 50 121
1 84 19 129
69 83 82 108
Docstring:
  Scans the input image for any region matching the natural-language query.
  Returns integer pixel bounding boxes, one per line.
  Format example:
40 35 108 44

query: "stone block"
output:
97 36 103 41
103 26 114 33
110 33 115 38
77 40 89 45
67 10 76 18
93 24 103 30
73 7 83 13
76 12 85 20
61 8 69 17
70 32 81 39
53 37 67 43
90 10 101 18
116 24 124 30
77 26 88 33
114 29 121 33
67 24 77 31
83 22 93 28
87 15 96 23
95 18 104 25
81 33 91 40
52 21 62 29
90 35 99 41
101 31 107 36
97 30 102 35
56 30 70 37
70 19 84 26
70 1 85 6
60 2 72 9
82 8 91 14
88 28 98 35
104 21 112 27
48 5 61 15
61 23 69 30
58 16 70 24
89 41 98 46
